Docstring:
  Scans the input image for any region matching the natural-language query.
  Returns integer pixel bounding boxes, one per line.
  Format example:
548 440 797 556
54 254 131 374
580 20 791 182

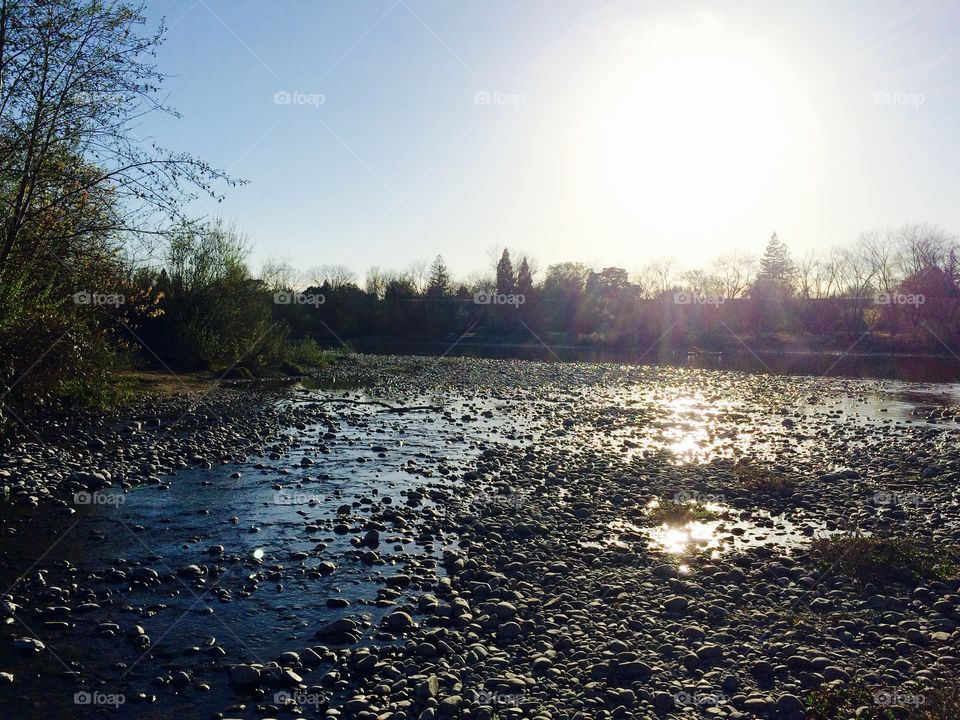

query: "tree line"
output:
256 226 960 354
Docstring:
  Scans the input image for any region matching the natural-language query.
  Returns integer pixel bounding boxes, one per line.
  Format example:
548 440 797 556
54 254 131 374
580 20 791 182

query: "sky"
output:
139 0 960 281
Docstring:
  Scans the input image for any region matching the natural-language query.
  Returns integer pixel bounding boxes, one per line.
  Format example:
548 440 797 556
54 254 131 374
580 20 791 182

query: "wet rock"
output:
385 611 414 630
228 665 261 685
12 637 44 653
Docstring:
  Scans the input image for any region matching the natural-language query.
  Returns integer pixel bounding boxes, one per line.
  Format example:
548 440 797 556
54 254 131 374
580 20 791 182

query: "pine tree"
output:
516 256 533 298
496 249 515 294
757 233 796 289
427 255 451 297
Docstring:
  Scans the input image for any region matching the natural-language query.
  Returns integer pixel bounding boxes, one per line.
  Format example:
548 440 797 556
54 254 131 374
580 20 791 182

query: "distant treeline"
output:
252 227 960 357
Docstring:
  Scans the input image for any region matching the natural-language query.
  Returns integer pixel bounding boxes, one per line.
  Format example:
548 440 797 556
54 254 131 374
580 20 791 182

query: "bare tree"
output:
406 259 429 294
260 258 301 291
309 264 357 289
893 223 959 278
462 269 493 293
858 229 900 294
711 250 756 299
680 269 711 296
365 266 386 299
835 245 876 298
795 251 820 299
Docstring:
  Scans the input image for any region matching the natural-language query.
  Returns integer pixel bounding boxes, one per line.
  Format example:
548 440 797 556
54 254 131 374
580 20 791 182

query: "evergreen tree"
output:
427 255 451 297
757 233 796 289
496 249 515 294
516 256 533 298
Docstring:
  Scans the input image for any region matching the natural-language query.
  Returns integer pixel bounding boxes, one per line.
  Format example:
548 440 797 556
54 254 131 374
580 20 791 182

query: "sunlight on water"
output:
637 499 834 558
647 521 724 555
659 395 738 463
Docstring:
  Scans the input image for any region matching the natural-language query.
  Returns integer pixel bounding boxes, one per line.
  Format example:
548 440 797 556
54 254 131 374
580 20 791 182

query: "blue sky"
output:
140 0 960 280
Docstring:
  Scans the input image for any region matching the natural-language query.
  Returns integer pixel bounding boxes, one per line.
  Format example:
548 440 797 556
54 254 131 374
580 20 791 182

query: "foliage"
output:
805 682 901 720
805 678 960 720
137 219 285 371
646 501 719 524
733 459 795 494
0 0 236 426
283 337 331 371
749 232 797 303
810 533 958 586
496 248 515 294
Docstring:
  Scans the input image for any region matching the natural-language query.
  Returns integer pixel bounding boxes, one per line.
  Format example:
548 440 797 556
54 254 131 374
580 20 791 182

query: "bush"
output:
284 337 331 370
810 533 958 586
733 459 795 494
646 500 718 524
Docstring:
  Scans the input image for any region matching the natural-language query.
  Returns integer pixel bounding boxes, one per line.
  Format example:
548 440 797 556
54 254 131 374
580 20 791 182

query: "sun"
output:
591 26 791 243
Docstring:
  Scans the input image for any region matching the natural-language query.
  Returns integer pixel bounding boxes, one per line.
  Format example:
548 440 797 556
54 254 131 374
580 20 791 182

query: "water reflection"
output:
650 522 720 555
630 500 837 558
593 378 959 468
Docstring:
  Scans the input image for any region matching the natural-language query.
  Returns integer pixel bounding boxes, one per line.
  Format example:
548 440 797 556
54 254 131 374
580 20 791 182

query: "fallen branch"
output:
316 398 442 413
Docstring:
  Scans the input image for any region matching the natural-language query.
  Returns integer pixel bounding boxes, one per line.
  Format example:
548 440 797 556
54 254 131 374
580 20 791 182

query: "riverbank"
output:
1 355 959 719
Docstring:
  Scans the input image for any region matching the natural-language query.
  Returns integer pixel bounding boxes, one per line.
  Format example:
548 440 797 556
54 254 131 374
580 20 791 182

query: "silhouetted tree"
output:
516 256 533 297
427 255 451 297
756 233 796 290
496 249 515 294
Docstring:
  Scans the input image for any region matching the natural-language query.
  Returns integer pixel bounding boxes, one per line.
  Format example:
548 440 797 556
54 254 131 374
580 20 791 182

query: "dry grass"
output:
810 533 957 586
805 678 960 720
647 500 719 525
733 459 795 494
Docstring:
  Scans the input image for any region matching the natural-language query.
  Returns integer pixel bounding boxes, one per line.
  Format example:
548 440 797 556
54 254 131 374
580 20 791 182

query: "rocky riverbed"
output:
1 355 959 719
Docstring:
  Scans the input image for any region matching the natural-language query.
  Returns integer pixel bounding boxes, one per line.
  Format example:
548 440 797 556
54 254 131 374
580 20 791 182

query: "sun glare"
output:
590 25 792 241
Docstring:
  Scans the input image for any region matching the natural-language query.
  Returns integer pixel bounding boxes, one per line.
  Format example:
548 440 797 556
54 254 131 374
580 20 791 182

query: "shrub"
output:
284 337 331 370
810 533 958 586
647 501 718 525
734 459 795 494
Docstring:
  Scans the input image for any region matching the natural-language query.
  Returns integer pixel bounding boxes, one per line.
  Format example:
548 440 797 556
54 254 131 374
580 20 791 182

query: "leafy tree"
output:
0 0 236 418
143 219 281 370
0 0 235 273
